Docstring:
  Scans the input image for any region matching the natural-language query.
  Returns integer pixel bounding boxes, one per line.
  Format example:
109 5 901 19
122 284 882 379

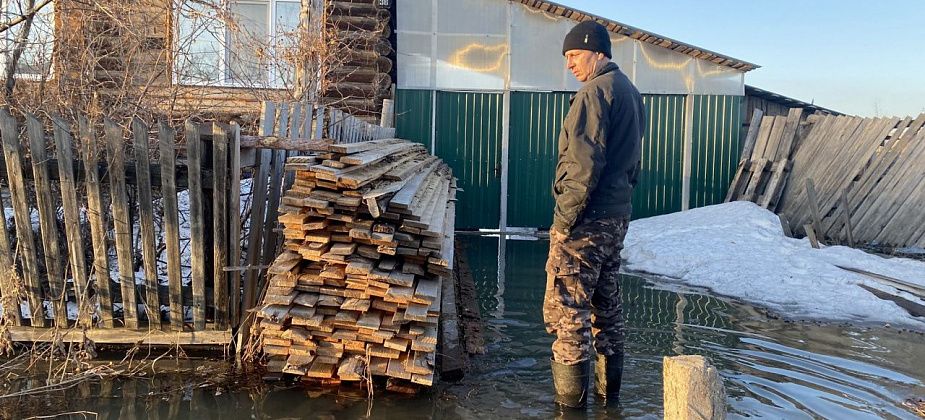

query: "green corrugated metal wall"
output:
689 95 743 208
395 89 743 230
394 89 433 149
633 95 686 219
508 92 571 228
435 91 503 230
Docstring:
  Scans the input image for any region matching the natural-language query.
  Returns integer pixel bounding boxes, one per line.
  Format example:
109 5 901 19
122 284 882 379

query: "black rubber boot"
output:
595 352 624 403
551 358 590 408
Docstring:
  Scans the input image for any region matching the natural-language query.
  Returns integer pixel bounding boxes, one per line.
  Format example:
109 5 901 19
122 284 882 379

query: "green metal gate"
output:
434 91 503 230
394 89 433 149
633 95 686 219
505 93 686 226
689 95 743 208
507 91 571 228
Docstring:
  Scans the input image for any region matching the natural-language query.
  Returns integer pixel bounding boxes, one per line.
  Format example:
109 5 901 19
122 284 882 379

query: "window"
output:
1 0 55 79
175 0 300 88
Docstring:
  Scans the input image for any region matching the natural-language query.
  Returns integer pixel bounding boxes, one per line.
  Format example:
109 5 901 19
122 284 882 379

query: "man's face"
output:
565 49 603 83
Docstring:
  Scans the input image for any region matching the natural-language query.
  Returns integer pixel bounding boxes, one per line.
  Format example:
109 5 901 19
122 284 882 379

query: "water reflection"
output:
9 236 925 419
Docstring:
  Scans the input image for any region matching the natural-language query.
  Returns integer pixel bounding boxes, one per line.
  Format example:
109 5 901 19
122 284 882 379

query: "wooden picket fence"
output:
0 101 395 346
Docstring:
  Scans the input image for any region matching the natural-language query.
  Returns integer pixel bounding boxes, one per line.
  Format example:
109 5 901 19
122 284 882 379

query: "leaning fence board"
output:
186 121 207 330
244 149 271 311
78 117 114 327
212 122 230 329
106 119 139 328
0 110 44 326
27 114 68 327
0 178 20 325
133 118 162 327
159 122 185 330
228 123 243 325
52 117 91 326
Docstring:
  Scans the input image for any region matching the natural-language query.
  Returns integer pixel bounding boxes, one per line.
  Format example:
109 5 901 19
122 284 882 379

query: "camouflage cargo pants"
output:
544 216 629 365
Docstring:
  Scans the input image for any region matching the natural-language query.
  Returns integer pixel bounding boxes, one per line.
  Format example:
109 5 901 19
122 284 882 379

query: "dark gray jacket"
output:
552 62 644 234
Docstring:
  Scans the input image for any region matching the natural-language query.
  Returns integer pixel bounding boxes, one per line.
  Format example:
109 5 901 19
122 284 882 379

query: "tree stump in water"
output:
663 355 726 420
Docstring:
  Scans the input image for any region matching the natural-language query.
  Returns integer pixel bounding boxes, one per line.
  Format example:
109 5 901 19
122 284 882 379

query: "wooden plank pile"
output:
726 108 805 211
254 138 456 387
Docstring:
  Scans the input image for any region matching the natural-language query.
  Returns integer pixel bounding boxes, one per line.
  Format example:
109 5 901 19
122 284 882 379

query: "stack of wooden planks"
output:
726 108 805 211
255 138 456 387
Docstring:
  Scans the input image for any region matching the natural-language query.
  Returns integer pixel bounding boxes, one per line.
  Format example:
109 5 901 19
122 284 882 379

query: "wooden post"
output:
26 113 67 327
212 122 229 329
52 117 91 327
804 224 821 249
186 120 207 330
78 116 114 327
132 118 161 328
105 118 139 328
663 355 726 420
0 109 44 326
805 178 824 241
228 123 243 326
159 122 184 330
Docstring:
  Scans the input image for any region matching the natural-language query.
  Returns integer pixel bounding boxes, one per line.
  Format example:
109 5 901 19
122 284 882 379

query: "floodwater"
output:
8 236 925 419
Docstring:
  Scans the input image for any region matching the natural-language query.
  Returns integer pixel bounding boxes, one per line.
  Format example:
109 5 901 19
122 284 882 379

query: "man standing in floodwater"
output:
544 20 644 408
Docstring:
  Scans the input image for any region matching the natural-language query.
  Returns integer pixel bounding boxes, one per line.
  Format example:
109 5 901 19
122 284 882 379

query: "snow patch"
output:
622 201 925 329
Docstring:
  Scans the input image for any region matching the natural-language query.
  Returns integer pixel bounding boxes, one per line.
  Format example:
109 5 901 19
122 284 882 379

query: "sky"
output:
555 0 925 117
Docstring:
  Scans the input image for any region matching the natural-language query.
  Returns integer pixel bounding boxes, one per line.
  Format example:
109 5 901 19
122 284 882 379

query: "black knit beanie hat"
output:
562 21 612 59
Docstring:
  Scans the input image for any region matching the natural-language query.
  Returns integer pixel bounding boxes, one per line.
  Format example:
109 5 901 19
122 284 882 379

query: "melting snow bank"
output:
622 201 925 330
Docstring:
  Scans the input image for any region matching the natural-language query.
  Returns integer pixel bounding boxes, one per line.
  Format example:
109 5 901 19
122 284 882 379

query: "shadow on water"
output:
9 236 925 419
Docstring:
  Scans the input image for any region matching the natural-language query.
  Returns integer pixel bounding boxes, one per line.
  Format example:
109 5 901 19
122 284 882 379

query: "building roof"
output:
745 85 842 115
516 0 760 72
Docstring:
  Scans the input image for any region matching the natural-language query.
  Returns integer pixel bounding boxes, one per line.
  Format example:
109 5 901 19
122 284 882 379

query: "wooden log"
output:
78 116 113 327
26 114 67 327
663 355 726 420
7 326 232 345
52 117 91 327
158 122 185 330
132 118 161 327
1 110 45 326
186 121 207 330
212 122 230 329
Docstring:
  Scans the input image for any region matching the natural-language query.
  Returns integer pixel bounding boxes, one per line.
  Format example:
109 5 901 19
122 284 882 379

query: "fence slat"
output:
78 117 113 327
0 177 22 325
158 122 184 330
26 114 68 327
258 105 289 274
212 122 229 329
52 117 91 327
0 110 43 326
243 149 270 311
132 118 161 328
260 150 285 274
227 123 242 326
105 119 139 328
313 105 325 140
186 121 207 330
289 103 303 139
